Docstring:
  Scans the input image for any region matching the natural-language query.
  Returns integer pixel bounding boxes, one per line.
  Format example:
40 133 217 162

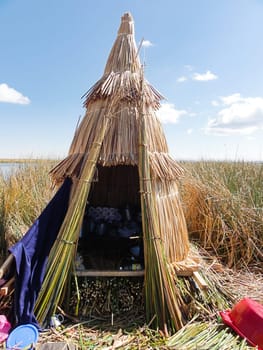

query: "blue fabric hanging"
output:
9 178 72 327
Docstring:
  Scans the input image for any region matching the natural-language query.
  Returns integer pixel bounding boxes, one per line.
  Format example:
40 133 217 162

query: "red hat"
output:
0 315 11 344
220 297 263 349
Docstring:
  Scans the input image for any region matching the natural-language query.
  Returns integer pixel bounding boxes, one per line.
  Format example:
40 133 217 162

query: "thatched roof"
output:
36 13 191 331
50 12 184 184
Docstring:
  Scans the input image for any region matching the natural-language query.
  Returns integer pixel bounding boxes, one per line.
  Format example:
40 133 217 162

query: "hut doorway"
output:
76 165 144 273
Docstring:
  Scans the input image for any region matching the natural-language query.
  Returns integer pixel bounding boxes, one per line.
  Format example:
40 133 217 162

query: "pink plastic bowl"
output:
0 315 11 344
220 298 263 349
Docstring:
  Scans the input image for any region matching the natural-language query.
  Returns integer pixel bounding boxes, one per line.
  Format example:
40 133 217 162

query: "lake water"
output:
0 162 23 178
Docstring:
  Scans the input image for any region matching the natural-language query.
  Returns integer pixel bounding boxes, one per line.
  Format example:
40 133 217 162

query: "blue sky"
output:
1 0 263 160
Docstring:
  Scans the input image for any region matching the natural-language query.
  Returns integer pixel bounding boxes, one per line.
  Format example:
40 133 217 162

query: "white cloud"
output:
177 76 187 83
206 93 263 135
187 128 193 134
156 103 187 124
0 83 30 105
220 93 242 105
142 39 153 47
193 70 218 81
211 100 219 107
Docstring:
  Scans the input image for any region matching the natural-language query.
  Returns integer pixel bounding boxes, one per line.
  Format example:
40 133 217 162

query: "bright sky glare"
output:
0 0 263 161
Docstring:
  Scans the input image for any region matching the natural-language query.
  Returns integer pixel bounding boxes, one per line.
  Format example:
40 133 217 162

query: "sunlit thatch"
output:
37 12 191 330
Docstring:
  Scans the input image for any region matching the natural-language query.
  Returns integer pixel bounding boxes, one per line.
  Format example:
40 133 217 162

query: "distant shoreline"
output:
0 158 55 163
0 158 262 164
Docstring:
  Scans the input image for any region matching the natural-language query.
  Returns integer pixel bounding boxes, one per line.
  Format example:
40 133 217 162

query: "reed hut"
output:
41 11 192 329
1 13 203 332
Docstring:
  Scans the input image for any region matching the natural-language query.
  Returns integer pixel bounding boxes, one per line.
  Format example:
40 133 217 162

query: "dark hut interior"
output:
77 165 144 272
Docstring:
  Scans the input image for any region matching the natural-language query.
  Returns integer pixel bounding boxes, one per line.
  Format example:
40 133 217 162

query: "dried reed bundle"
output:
69 277 144 317
149 152 184 181
138 87 186 331
167 321 254 349
35 109 111 325
152 180 189 262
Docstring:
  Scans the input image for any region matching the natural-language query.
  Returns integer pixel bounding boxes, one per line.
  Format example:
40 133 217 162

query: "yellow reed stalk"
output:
138 73 184 331
35 107 112 325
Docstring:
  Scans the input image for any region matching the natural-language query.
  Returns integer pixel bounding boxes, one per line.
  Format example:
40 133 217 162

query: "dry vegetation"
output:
180 160 263 268
0 160 56 260
0 159 262 349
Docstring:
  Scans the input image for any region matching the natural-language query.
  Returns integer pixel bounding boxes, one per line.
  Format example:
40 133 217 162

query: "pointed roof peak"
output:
118 12 134 35
103 12 139 74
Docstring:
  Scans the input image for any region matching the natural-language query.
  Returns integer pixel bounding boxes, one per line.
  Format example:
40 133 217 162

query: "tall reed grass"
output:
0 160 56 262
180 160 263 268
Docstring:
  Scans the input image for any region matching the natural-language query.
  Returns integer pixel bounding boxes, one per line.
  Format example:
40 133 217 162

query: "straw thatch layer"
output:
83 72 163 109
49 12 176 184
152 180 189 262
50 102 184 184
42 12 191 331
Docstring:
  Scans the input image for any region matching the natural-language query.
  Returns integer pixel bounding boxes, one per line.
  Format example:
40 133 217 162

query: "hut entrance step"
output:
74 270 144 277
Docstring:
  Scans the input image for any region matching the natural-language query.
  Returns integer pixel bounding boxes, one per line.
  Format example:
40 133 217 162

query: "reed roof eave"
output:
50 150 185 186
82 71 164 110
